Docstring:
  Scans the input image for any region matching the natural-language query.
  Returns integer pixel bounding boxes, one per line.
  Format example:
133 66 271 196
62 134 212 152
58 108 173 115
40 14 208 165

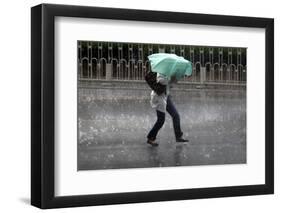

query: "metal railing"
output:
78 41 247 84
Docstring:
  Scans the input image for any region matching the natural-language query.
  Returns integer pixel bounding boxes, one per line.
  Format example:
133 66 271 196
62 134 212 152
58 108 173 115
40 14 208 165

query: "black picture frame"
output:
31 3 274 209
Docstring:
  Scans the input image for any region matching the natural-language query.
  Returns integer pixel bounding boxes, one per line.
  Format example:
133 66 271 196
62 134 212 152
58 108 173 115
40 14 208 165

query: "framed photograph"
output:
31 3 274 209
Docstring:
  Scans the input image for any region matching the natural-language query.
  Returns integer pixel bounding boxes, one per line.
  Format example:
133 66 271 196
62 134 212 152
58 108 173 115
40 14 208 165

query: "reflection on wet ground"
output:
78 88 246 170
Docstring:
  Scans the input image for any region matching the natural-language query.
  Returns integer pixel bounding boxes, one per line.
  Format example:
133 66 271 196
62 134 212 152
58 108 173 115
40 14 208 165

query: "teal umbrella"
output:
148 53 192 80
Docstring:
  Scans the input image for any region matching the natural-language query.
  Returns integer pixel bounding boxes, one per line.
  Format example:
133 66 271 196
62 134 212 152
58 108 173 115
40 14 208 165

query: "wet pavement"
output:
78 87 246 170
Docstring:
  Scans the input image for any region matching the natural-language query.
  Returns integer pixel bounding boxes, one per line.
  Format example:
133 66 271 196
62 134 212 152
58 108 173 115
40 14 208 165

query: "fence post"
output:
200 67 206 84
159 48 165 53
106 63 112 80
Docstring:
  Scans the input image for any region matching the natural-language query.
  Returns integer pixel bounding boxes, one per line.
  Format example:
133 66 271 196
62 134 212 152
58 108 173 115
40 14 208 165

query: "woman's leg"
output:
166 96 183 139
147 110 166 140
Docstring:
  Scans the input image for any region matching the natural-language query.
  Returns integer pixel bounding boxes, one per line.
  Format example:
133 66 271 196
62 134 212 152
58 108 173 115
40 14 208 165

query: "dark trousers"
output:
147 96 183 140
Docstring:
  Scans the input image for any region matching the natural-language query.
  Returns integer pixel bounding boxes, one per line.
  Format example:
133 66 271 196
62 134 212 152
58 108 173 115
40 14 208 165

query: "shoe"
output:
176 137 189 143
147 139 159 147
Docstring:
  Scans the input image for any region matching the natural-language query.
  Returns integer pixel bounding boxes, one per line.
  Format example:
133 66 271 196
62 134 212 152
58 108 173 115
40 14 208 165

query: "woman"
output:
147 73 189 146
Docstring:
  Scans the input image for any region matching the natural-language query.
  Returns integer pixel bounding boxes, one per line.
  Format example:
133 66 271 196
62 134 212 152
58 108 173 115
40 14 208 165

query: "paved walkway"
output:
78 89 246 170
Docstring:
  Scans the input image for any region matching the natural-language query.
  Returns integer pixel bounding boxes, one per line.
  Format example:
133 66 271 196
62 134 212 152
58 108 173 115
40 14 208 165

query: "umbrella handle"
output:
169 58 179 78
170 75 177 83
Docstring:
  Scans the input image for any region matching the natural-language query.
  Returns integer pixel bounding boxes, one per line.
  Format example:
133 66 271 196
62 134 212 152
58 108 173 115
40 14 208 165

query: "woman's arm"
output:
156 73 169 85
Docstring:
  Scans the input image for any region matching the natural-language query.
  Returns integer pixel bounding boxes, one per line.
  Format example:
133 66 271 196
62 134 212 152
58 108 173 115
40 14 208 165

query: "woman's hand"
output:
186 75 192 80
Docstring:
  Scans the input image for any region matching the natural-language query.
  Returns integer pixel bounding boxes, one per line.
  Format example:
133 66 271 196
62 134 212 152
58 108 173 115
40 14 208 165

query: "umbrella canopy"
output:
148 53 192 80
